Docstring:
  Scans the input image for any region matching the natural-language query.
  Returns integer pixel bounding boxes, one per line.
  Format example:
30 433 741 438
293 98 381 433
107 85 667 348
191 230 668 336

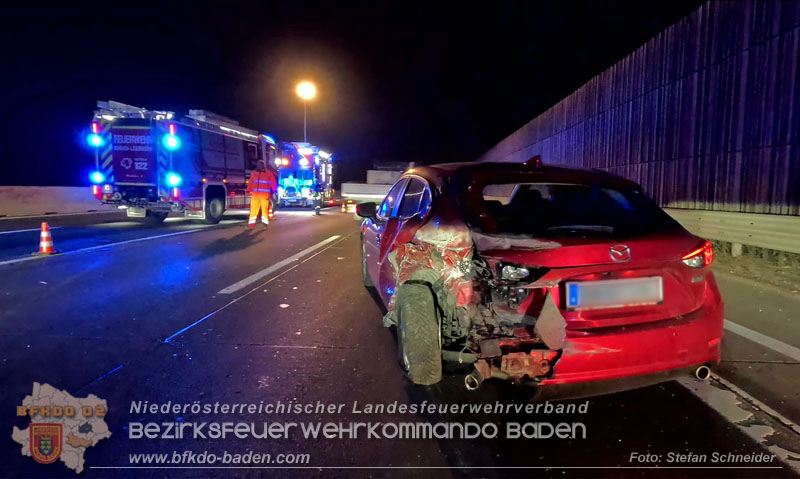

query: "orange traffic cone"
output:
268 204 275 221
35 222 59 255
341 203 346 213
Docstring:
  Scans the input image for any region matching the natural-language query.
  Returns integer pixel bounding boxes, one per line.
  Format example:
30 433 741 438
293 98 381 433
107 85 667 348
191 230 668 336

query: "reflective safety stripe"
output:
253 188 272 193
252 180 272 184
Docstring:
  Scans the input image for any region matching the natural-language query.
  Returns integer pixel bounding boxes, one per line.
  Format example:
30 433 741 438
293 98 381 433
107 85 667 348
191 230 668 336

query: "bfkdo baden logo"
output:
12 383 111 473
31 424 63 464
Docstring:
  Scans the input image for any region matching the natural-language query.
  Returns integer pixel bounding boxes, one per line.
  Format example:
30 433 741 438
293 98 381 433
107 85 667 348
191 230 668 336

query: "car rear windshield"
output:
459 182 681 239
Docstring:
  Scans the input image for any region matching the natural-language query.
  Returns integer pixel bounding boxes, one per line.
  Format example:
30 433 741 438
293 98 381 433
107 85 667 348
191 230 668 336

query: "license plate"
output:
565 276 663 310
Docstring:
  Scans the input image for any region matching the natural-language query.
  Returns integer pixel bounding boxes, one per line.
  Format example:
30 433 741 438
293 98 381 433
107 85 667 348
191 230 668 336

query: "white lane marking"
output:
712 373 800 436
0 210 119 220
165 234 351 342
0 256 40 267
678 376 800 472
217 235 341 294
0 228 215 267
62 229 210 255
0 227 61 235
724 319 800 362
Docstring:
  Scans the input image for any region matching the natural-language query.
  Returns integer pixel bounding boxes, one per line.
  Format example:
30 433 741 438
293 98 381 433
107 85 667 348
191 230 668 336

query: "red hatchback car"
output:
357 159 723 395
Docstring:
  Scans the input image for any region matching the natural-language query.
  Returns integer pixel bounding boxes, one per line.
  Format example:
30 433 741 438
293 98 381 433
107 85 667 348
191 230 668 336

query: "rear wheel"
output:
396 283 442 385
203 197 225 224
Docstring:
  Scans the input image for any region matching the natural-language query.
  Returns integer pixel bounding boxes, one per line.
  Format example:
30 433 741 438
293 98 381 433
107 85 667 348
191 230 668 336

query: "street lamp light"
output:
295 81 316 142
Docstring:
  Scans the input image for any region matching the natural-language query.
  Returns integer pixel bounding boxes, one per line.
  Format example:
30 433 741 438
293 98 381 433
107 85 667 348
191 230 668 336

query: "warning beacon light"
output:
89 171 105 184
166 172 182 187
162 123 181 151
87 122 104 147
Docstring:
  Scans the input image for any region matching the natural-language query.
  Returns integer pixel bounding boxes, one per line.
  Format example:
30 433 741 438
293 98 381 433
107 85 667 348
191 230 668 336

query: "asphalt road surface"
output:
1 210 798 478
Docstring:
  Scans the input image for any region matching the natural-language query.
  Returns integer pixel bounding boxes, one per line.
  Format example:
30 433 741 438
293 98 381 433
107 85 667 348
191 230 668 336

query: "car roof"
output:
404 161 642 191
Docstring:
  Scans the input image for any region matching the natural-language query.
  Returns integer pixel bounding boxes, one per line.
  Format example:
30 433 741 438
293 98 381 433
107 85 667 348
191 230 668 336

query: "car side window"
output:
377 178 408 219
397 179 426 219
418 185 432 218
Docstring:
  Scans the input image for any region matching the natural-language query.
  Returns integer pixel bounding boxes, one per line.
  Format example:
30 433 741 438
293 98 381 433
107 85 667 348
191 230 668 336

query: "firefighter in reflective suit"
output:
247 160 276 228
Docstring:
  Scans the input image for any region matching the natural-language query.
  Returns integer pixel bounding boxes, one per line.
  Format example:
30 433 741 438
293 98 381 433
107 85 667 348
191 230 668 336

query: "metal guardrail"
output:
665 208 800 255
0 186 116 218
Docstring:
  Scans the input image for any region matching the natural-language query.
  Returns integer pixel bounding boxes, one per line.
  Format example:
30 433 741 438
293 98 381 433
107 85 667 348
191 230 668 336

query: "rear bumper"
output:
101 199 173 211
540 292 723 386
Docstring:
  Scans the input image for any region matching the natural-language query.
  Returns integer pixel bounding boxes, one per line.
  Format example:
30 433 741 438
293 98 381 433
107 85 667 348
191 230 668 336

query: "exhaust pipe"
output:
465 372 483 391
694 364 711 381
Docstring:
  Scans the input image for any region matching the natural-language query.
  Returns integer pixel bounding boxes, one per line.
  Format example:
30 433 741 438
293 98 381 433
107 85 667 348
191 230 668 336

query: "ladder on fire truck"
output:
94 100 174 120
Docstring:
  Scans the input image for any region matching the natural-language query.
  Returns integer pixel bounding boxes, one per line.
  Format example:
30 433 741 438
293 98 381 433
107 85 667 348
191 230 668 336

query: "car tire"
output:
396 283 442 385
203 197 225 224
143 210 168 225
361 236 374 288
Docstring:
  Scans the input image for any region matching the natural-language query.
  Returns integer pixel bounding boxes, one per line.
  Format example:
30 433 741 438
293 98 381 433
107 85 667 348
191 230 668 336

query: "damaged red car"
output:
357 158 723 396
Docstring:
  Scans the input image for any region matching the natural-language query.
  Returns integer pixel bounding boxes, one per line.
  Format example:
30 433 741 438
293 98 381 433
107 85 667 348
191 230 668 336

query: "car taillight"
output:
682 240 714 268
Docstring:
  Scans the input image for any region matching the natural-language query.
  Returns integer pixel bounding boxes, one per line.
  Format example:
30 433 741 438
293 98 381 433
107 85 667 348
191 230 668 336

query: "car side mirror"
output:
356 202 378 218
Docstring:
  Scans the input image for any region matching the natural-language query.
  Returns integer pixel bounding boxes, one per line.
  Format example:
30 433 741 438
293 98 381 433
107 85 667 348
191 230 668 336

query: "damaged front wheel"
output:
396 283 442 386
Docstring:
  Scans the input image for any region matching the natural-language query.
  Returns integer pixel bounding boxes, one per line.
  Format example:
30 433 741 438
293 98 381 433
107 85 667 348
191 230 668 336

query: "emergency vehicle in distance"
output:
275 141 335 207
86 100 278 224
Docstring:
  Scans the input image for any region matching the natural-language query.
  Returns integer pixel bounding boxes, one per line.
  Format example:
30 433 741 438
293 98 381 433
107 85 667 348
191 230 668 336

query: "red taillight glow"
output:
682 240 714 267
171 187 180 199
702 241 714 266
682 247 704 260
168 123 177 135
92 185 100 198
91 122 99 134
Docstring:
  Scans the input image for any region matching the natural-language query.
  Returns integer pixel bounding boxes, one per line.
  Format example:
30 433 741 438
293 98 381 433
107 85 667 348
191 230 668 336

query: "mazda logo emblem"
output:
610 244 631 262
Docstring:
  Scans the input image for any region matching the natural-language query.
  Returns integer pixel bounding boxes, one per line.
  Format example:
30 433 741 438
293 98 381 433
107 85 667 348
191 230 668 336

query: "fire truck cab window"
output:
246 142 259 170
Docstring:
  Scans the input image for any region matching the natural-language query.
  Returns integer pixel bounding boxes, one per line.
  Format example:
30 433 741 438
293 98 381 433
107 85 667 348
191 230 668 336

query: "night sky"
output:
0 1 702 187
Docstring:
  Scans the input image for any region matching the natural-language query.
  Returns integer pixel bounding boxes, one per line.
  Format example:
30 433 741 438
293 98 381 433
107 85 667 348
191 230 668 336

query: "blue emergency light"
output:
89 171 105 184
166 172 182 187
162 134 181 151
87 133 104 148
162 123 181 151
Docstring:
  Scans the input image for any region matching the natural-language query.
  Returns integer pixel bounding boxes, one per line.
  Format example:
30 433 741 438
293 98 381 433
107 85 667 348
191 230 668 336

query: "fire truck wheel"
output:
203 197 225 224
361 236 374 288
396 283 442 386
143 210 168 224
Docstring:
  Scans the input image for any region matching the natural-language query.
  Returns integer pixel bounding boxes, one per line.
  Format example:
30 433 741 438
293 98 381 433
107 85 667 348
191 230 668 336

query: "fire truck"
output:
86 101 278 223
274 141 334 207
